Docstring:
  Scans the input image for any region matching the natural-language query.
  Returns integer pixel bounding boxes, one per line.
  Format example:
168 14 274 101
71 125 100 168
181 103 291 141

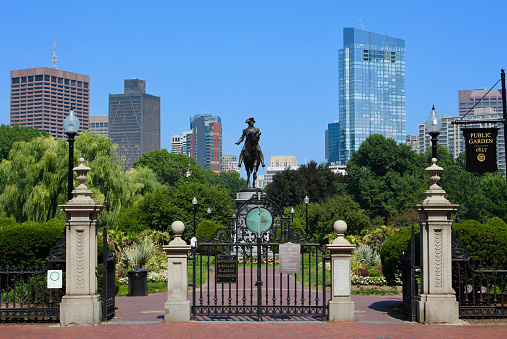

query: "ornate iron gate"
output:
192 192 330 321
98 225 115 321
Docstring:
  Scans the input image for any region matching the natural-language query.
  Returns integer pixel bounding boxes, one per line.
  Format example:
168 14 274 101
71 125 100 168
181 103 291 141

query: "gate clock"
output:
246 207 273 233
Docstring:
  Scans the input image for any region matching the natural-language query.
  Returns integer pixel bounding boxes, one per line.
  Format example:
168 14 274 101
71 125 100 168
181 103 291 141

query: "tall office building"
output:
221 155 239 173
10 67 90 138
406 135 419 152
171 131 192 155
89 115 108 137
109 79 160 170
189 114 222 173
338 28 406 164
459 89 503 117
325 121 340 164
255 155 298 188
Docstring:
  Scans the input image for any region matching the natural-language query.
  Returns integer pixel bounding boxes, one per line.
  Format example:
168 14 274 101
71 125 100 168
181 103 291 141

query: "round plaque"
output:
246 207 273 233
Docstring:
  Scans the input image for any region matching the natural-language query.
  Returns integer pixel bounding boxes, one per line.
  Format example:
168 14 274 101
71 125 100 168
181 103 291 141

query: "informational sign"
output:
246 207 273 233
333 260 350 296
279 242 301 275
216 255 238 283
47 270 62 289
462 128 499 174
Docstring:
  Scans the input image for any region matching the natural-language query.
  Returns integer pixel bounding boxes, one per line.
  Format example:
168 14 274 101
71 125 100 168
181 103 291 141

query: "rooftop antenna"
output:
359 19 365 31
52 37 57 69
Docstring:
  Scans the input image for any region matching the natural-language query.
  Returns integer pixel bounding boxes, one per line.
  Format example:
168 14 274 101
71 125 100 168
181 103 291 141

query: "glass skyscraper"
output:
338 28 406 164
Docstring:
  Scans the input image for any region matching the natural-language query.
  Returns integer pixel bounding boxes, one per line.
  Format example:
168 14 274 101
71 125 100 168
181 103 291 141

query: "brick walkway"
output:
1 294 506 338
1 321 505 338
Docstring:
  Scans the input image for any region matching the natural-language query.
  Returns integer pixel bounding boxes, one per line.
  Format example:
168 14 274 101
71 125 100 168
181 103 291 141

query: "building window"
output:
12 77 19 84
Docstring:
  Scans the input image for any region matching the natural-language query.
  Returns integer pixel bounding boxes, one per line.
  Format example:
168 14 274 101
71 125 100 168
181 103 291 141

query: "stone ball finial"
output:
333 220 347 235
171 221 185 236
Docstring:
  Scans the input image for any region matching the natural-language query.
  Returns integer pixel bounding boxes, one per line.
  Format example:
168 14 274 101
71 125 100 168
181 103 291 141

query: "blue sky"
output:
1 1 506 172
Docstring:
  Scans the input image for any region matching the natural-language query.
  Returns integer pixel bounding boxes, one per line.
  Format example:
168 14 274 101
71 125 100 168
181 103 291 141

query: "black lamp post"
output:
425 105 442 160
192 197 198 234
63 108 80 202
290 208 295 222
304 195 310 233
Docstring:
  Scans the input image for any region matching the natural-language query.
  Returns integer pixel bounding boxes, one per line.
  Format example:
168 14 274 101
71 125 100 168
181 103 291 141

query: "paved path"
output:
2 293 506 338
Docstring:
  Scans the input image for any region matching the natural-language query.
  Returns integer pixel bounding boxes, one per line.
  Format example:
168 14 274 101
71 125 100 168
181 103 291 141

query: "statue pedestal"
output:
235 188 263 210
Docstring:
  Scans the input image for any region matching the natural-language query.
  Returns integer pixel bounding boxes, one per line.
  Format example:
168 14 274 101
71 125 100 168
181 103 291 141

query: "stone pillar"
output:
59 158 104 326
163 221 191 322
413 158 459 324
327 220 356 321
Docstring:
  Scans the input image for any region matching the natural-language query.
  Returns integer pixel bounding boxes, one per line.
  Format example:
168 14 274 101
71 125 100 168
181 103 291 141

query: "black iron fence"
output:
452 236 507 317
0 236 65 322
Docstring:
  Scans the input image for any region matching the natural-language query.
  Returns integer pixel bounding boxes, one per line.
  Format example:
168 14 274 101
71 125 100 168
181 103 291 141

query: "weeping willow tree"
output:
0 132 160 224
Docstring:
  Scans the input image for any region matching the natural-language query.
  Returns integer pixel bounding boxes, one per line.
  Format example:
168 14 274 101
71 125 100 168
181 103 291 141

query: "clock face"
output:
246 207 273 233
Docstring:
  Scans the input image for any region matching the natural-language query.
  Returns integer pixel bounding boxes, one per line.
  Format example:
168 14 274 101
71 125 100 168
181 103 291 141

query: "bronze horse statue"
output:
236 117 265 188
242 130 261 188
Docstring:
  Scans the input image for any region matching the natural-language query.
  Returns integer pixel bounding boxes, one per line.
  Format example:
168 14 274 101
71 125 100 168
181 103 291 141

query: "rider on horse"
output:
236 118 266 168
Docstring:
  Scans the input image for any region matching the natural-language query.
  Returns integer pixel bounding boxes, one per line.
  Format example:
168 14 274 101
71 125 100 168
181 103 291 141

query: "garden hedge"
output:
379 225 420 286
0 218 65 267
452 217 507 265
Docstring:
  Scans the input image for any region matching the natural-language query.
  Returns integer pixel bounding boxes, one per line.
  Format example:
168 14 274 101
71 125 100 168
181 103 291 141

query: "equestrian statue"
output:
236 118 265 188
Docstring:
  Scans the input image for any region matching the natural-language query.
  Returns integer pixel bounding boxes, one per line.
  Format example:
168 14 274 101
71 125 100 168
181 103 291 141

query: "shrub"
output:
453 217 507 265
0 217 16 228
195 220 221 243
380 225 420 286
0 219 65 267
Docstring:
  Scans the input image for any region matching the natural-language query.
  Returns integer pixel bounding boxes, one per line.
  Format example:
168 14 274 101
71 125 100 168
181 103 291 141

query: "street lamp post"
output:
207 208 211 219
304 196 310 233
63 108 80 202
192 197 198 234
425 105 442 160
290 208 295 222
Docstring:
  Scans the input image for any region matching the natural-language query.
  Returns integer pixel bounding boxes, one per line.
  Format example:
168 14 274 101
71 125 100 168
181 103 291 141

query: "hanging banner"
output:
462 128 499 174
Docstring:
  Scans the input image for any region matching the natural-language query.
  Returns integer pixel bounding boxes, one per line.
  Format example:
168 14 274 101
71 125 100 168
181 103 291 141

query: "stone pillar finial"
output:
331 220 349 245
423 158 449 205
170 221 187 246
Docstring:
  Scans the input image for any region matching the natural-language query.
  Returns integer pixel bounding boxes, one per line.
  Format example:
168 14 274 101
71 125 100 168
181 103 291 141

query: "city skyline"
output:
2 1 507 172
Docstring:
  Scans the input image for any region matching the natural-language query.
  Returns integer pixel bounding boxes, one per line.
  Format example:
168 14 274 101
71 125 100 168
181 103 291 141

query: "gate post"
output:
59 158 104 326
163 221 191 322
413 158 459 324
327 220 355 321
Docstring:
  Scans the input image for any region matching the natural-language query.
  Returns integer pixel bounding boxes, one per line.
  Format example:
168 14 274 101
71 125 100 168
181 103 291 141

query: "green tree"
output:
133 149 203 186
0 132 159 224
115 181 234 238
346 134 427 220
265 161 346 210
0 124 49 161
306 195 371 243
202 170 247 199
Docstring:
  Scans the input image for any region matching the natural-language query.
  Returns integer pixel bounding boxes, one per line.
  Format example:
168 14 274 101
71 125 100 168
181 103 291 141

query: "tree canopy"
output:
0 132 160 224
346 134 428 220
265 160 346 210
115 181 234 238
0 124 49 161
133 149 203 186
